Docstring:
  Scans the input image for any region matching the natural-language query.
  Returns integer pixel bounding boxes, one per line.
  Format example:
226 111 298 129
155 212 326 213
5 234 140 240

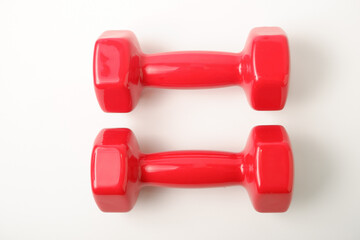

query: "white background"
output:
1 0 360 239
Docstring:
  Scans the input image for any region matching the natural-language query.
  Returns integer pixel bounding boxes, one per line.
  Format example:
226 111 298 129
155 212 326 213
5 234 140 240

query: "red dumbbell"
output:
91 125 293 212
93 27 290 112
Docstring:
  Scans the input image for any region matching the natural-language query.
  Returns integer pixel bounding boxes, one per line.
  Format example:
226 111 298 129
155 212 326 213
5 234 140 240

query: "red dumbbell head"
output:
91 126 293 212
91 128 141 212
241 27 290 110
242 125 293 212
93 31 143 113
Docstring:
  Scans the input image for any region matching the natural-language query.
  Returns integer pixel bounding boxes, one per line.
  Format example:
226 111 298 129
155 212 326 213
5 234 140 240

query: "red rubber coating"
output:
91 126 293 213
93 27 290 112
141 52 240 88
141 151 242 186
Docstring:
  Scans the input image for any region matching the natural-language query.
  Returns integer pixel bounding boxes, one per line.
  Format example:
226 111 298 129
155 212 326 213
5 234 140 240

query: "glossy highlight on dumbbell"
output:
93 27 290 112
91 125 293 213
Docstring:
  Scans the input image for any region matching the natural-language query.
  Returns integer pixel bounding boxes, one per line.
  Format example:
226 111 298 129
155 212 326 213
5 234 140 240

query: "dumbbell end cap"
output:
245 125 293 212
93 31 143 113
91 128 141 212
242 27 290 110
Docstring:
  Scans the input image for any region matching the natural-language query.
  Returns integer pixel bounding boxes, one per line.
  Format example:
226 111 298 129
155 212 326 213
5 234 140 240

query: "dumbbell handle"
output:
140 151 244 187
141 52 242 88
